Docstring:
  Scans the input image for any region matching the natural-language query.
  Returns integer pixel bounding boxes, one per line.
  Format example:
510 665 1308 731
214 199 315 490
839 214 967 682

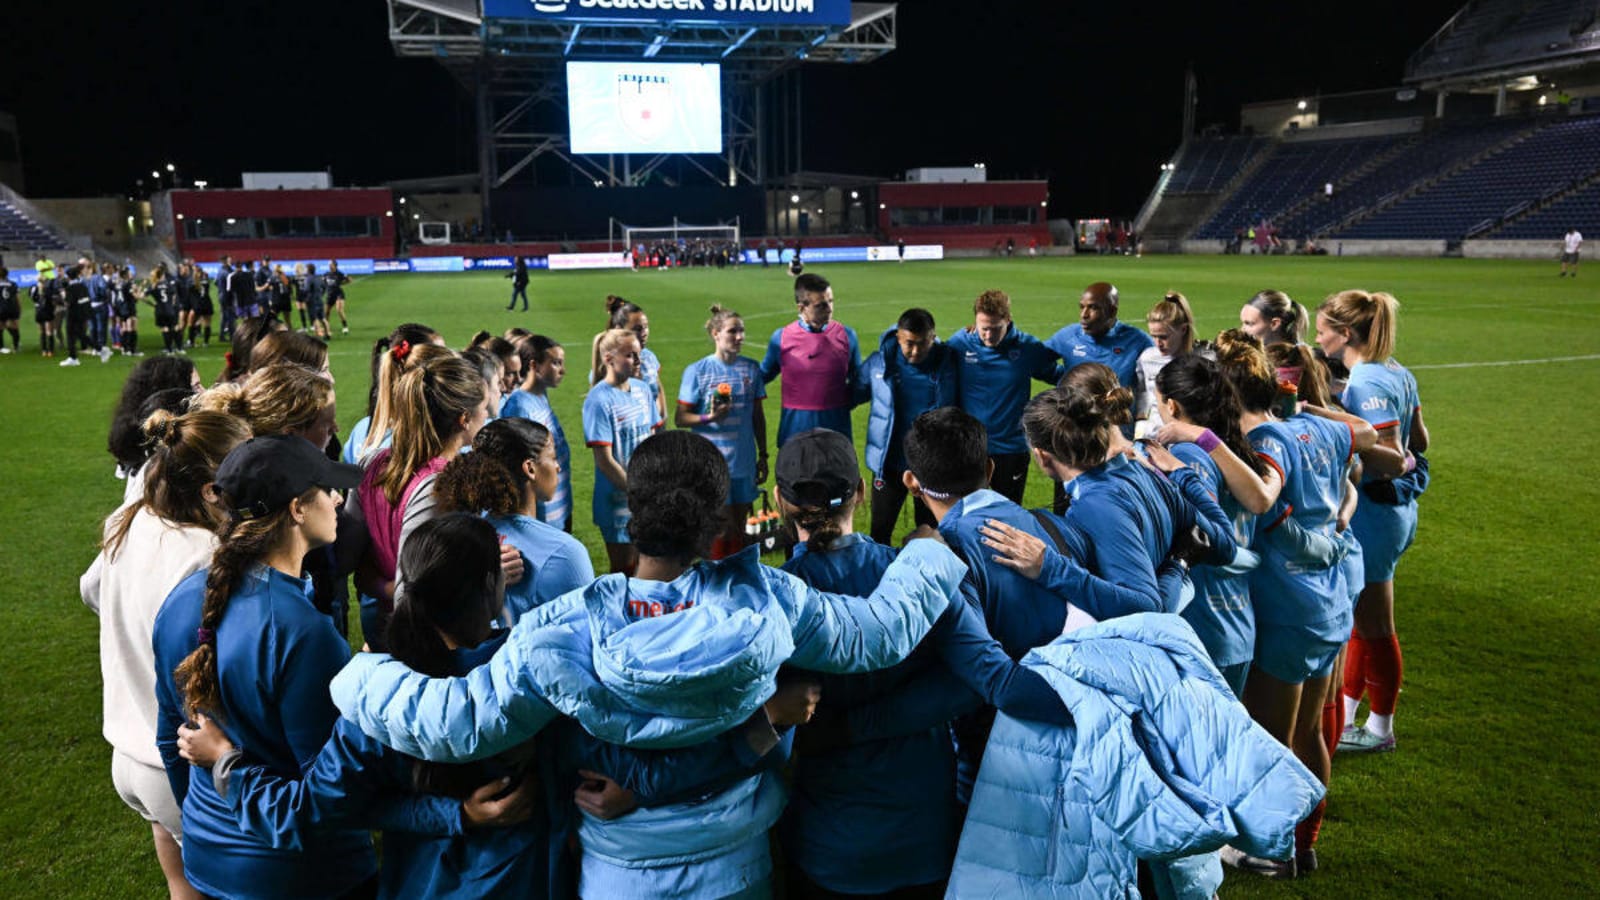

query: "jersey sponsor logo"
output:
1360 396 1389 412
628 596 695 617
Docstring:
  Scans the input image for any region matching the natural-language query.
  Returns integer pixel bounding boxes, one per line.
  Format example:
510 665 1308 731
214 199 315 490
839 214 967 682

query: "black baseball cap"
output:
215 434 363 520
775 429 859 509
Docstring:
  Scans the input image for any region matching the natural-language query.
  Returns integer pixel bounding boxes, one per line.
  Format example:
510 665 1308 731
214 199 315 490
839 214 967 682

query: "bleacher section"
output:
1409 0 1599 82
1277 117 1537 238
1493 180 1600 238
1193 135 1403 239
1336 115 1600 239
1164 136 1267 193
0 201 68 252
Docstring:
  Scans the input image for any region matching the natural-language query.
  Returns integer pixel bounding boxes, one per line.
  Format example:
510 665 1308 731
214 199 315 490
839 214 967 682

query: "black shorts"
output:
1562 251 1580 264
328 287 345 302
112 301 136 319
307 301 326 320
34 305 53 324
193 296 214 316
0 299 18 320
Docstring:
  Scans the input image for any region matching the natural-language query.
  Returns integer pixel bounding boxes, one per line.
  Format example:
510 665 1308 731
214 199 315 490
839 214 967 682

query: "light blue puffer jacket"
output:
330 541 964 760
948 614 1324 900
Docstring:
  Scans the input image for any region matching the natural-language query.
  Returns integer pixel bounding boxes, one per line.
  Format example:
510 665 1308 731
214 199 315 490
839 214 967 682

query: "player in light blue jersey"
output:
1317 290 1429 755
1217 330 1377 876
677 305 768 560
434 417 595 626
603 295 668 426
584 328 662 574
500 336 573 532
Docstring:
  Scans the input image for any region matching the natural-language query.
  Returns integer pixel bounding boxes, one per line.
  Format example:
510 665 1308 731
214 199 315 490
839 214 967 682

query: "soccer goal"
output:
611 218 741 253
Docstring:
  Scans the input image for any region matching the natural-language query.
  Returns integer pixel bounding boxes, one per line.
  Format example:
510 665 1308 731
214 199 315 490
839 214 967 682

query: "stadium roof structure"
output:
386 0 897 192
1406 0 1600 91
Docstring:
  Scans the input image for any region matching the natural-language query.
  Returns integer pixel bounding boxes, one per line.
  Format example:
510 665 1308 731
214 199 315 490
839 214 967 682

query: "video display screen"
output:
567 61 723 155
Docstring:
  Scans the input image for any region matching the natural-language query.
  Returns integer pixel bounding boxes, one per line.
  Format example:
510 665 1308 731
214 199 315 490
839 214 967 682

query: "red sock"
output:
1365 634 1404 716
1342 634 1369 704
1296 799 1327 852
1322 700 1342 759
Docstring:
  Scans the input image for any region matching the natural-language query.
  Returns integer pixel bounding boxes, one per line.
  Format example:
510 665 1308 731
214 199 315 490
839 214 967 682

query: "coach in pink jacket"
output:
760 272 862 446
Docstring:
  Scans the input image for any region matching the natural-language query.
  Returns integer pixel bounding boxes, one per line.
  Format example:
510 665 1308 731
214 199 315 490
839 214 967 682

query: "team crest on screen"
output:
618 73 674 144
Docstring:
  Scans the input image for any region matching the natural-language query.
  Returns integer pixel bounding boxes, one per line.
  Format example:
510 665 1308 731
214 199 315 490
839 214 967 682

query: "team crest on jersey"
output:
1008 349 1021 361
619 73 673 144
1113 347 1124 355
1297 433 1312 443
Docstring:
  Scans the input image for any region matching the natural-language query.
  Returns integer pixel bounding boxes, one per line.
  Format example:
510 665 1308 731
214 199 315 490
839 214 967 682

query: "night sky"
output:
2 0 1465 215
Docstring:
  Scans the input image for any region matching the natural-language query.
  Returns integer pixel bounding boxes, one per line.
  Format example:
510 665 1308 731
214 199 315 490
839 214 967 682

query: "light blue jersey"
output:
678 355 765 481
1342 359 1420 484
639 346 665 414
1344 358 1423 581
500 390 572 530
1248 416 1354 626
583 379 661 542
1170 442 1257 671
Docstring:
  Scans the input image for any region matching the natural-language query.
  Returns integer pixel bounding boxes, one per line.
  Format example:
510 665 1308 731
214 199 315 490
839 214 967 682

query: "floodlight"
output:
1297 100 1308 111
165 163 175 172
790 194 800 203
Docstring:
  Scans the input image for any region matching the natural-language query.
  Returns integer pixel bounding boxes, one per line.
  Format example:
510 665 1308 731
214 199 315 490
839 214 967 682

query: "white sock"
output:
1366 712 1393 739
1343 694 1360 723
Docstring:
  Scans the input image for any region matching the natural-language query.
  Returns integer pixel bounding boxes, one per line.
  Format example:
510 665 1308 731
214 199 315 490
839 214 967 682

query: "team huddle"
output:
81 271 1428 899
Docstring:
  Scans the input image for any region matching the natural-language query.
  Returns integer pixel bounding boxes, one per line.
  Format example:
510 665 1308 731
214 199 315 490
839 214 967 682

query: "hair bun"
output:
143 408 179 445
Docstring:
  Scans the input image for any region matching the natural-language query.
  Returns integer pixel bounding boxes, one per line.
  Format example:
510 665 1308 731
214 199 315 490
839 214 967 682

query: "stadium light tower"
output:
1297 99 1308 111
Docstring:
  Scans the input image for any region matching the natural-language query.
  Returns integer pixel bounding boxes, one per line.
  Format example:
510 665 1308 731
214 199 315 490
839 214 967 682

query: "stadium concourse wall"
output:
1461 240 1575 259
1179 239 1447 257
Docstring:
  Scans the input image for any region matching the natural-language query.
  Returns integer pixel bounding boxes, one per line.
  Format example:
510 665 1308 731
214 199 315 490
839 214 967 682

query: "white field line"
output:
1411 354 1600 370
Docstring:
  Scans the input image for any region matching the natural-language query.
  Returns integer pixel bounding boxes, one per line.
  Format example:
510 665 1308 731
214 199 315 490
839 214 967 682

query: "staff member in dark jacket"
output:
506 257 529 311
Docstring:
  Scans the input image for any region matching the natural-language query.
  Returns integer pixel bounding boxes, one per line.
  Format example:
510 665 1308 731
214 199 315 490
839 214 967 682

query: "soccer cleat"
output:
342 327 350 334
0 347 11 354
1338 726 1396 754
59 357 81 366
98 345 112 363
1297 847 1319 874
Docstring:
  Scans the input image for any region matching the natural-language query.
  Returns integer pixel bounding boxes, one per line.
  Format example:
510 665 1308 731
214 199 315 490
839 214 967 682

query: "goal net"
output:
613 220 741 253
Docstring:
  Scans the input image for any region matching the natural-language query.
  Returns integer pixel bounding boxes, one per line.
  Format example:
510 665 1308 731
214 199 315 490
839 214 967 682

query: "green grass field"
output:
4 255 1597 897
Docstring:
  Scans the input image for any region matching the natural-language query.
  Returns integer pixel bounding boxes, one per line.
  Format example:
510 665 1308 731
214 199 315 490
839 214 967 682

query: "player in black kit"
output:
325 260 350 334
0 267 20 353
147 264 182 354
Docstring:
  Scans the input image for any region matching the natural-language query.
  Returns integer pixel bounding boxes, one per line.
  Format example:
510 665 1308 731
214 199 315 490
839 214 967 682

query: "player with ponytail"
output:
434 417 594 624
1316 290 1428 755
82 409 249 900
351 349 489 646
152 435 369 899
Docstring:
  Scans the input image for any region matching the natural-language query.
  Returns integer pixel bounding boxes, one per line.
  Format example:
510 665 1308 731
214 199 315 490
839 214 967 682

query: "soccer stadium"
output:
2 1 1597 897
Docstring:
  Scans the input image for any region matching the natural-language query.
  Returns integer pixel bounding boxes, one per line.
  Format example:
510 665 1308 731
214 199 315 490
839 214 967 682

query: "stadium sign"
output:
484 0 852 26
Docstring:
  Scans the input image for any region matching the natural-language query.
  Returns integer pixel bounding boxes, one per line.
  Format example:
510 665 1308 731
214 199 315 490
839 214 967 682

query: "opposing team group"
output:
81 270 1427 899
